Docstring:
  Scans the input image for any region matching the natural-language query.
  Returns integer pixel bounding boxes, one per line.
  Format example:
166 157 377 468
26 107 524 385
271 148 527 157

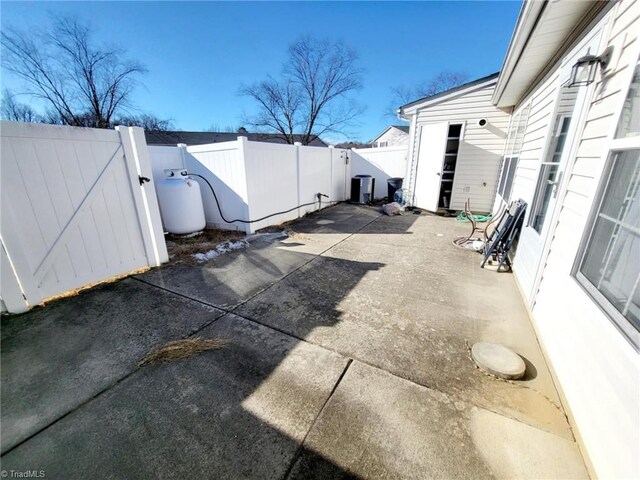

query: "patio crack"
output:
280 358 353 480
1 212 383 457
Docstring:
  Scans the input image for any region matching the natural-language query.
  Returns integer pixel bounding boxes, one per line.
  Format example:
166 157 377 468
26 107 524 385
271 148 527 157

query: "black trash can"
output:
387 177 403 202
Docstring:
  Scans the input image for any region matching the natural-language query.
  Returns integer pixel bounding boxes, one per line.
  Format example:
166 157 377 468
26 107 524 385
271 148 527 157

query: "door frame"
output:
413 121 465 211
518 16 610 306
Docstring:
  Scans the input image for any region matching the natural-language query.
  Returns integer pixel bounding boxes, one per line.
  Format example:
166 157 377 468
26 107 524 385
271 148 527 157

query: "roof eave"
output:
399 75 499 116
492 0 545 108
492 0 606 108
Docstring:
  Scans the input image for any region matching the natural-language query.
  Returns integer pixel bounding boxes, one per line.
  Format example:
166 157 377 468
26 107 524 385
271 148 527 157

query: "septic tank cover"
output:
471 342 526 380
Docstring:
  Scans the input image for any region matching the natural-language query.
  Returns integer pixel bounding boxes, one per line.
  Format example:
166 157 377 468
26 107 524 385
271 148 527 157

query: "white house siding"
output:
508 1 640 477
406 83 511 212
374 127 409 147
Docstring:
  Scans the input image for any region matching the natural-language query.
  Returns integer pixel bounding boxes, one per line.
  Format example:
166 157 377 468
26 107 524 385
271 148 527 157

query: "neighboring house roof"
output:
398 72 500 116
492 1 606 108
145 130 328 147
371 125 410 143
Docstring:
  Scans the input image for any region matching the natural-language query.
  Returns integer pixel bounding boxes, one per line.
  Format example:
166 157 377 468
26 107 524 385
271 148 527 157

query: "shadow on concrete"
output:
0 205 409 478
0 205 582 479
1 311 366 478
133 205 418 311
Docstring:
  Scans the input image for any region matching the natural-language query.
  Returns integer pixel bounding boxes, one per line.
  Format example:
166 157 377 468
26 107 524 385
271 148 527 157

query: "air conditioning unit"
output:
351 175 375 204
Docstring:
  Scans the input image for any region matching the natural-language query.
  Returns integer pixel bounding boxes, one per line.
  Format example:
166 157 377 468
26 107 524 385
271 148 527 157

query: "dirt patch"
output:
36 267 150 307
167 228 245 264
139 337 228 366
256 218 298 234
257 220 310 240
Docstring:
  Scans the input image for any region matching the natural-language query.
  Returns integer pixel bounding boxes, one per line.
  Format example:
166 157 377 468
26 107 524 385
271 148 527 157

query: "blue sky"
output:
1 1 521 142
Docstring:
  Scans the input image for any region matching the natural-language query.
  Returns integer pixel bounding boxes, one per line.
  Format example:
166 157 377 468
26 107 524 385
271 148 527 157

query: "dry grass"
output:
138 337 228 366
283 228 311 241
257 219 311 240
167 228 244 245
167 228 245 264
38 267 150 307
256 219 298 234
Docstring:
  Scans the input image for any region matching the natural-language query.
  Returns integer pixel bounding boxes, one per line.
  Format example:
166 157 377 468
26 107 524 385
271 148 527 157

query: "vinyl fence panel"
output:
186 140 249 231
298 145 333 216
148 137 351 234
351 146 408 199
0 122 167 313
243 141 299 232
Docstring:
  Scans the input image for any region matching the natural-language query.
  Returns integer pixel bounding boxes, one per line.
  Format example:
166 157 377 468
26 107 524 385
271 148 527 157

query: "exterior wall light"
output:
568 46 613 87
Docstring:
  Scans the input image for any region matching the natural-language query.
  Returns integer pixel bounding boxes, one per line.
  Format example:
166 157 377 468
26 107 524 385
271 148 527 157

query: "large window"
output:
575 59 640 347
497 104 530 202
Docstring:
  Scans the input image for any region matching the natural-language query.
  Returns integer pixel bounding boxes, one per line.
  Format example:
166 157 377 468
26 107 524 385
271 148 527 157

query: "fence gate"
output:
0 122 168 313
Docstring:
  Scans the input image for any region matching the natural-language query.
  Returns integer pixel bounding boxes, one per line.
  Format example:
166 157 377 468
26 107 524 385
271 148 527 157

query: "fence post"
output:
117 126 169 266
177 143 188 170
237 136 253 234
328 145 334 206
0 241 29 313
294 142 302 217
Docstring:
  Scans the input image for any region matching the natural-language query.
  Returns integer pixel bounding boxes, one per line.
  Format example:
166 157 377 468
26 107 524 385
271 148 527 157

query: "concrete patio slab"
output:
0 204 589 479
133 206 383 310
135 232 316 309
0 278 223 454
235 209 570 439
290 204 382 236
1 314 349 479
288 361 588 480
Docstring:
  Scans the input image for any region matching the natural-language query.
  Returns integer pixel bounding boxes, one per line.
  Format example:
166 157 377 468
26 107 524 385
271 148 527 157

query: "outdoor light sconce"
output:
568 46 613 87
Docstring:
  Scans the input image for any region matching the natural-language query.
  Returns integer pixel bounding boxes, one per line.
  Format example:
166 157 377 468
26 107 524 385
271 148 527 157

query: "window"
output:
530 86 579 233
497 104 530 201
575 59 640 347
616 61 640 138
378 141 388 148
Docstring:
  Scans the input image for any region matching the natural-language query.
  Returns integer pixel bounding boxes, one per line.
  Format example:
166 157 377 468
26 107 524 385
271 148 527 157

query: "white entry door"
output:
414 122 449 211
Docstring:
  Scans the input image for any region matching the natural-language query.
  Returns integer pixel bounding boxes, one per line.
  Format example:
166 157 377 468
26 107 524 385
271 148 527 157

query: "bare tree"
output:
387 71 469 117
0 89 42 122
241 36 363 145
206 124 244 133
1 17 146 129
115 113 175 132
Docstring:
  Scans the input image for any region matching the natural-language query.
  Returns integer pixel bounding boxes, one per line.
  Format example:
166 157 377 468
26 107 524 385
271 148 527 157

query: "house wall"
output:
374 127 409 147
405 83 511 212
507 1 640 477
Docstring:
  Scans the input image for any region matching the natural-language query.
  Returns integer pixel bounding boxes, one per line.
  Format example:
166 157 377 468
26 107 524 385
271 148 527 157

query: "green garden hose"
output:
455 211 493 223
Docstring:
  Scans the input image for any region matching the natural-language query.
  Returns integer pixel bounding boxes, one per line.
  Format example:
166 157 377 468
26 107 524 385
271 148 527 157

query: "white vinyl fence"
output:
148 137 351 233
0 122 168 313
351 146 408 199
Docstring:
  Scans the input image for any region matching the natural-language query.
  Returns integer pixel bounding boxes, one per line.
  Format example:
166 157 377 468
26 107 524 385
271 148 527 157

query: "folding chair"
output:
481 199 527 271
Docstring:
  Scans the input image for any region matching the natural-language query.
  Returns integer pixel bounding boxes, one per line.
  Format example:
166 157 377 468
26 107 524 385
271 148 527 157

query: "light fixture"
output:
568 46 613 87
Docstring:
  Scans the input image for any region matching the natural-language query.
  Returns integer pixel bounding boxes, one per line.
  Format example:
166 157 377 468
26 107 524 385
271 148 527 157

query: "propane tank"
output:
156 169 206 234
